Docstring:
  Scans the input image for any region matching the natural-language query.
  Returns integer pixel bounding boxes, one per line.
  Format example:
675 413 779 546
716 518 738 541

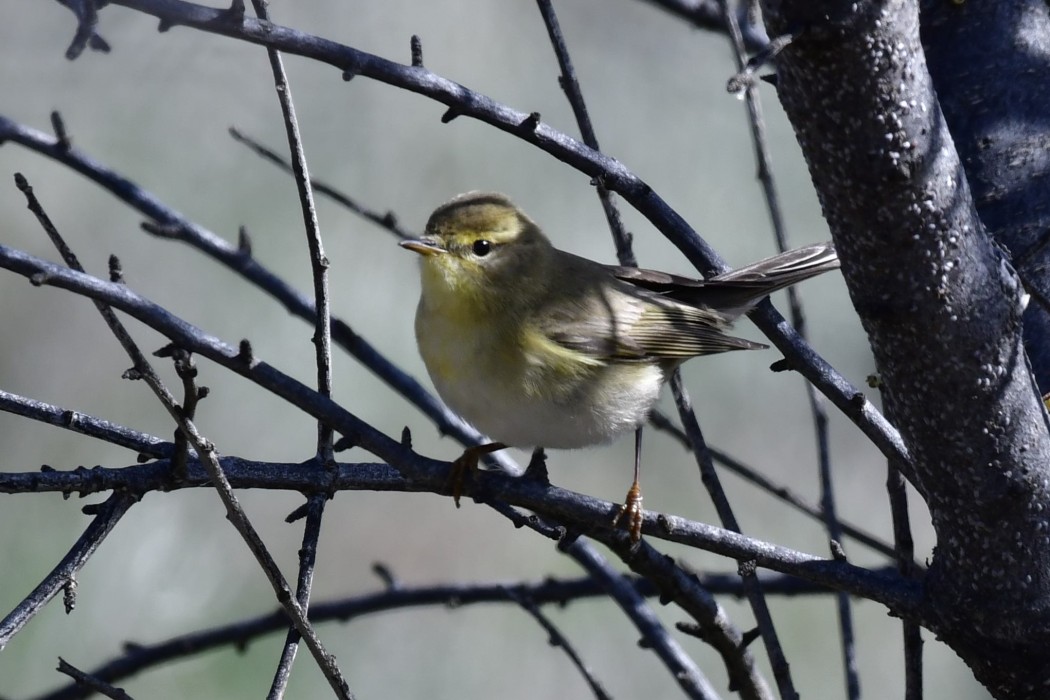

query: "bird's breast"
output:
414 297 664 449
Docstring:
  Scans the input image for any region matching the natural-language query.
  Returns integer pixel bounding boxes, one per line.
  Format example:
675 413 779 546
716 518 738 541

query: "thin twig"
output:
251 0 334 463
483 499 760 699
563 538 727 700
0 491 137 650
251 2 336 691
719 2 859 695
649 409 903 561
228 127 415 240
586 528 775 700
505 588 613 700
56 658 134 700
535 0 635 266
637 0 768 52
14 173 353 699
57 0 111 59
268 493 327 699
0 388 173 459
884 394 924 700
38 562 836 700
29 567 842 700
670 373 793 700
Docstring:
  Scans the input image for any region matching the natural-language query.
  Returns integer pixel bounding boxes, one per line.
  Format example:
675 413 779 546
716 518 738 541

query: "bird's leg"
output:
448 442 507 506
612 426 644 542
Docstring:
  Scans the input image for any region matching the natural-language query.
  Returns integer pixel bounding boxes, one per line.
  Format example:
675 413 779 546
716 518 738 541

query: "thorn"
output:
50 111 71 150
523 447 549 485
108 254 124 283
152 343 178 358
223 0 246 23
62 577 77 614
410 34 423 67
237 225 252 256
372 562 399 589
238 339 254 366
519 111 541 133
285 502 309 523
440 107 461 124
741 626 762 648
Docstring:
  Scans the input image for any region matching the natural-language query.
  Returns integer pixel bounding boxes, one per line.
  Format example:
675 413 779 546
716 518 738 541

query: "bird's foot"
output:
448 442 507 506
612 480 643 543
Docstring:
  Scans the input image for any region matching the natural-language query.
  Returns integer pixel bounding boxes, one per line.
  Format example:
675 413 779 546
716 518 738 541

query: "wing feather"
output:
535 269 764 362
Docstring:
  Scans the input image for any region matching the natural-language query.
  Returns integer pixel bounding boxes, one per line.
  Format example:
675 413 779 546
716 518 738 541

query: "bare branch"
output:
719 2 859 695
670 374 793 700
250 1 336 689
55 659 133 700
535 0 635 266
13 174 353 699
0 388 172 459
505 588 613 700
0 492 137 650
562 538 730 700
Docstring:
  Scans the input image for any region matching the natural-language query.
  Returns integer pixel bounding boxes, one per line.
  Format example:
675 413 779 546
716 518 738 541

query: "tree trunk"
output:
760 0 1050 696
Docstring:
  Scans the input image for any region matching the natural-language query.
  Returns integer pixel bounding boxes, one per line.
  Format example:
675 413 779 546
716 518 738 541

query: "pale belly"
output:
417 303 665 449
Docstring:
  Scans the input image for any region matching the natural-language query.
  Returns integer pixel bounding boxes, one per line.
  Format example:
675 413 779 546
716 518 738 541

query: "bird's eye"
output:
472 239 492 257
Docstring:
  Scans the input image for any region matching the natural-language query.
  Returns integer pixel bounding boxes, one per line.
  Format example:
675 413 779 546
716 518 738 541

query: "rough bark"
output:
760 1 1050 697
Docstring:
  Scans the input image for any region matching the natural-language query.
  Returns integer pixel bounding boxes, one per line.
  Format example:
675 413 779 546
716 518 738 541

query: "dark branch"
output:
0 492 137 650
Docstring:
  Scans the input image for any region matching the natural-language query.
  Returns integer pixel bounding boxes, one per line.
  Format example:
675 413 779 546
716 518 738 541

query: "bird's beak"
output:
400 237 446 256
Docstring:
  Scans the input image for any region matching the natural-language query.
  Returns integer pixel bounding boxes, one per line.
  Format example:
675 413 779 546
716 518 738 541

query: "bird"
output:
401 191 839 540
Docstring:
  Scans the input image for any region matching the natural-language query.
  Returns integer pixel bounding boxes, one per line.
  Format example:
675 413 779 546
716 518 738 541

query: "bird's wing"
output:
536 279 765 363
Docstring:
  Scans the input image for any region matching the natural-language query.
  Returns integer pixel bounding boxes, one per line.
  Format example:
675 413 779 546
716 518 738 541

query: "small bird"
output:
401 191 838 540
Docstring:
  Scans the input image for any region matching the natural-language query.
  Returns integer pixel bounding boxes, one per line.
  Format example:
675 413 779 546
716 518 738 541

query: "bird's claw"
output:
612 480 644 543
447 442 506 506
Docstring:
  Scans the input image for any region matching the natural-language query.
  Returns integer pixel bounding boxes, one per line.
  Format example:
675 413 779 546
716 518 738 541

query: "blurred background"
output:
0 2 989 698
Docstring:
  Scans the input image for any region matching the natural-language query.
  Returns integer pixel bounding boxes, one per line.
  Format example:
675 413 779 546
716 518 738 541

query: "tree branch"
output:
0 492 137 650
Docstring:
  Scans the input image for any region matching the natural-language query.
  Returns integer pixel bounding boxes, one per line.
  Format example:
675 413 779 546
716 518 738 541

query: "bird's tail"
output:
694 241 839 315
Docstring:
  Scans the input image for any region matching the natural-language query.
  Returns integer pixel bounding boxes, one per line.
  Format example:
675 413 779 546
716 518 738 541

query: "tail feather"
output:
610 242 839 317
